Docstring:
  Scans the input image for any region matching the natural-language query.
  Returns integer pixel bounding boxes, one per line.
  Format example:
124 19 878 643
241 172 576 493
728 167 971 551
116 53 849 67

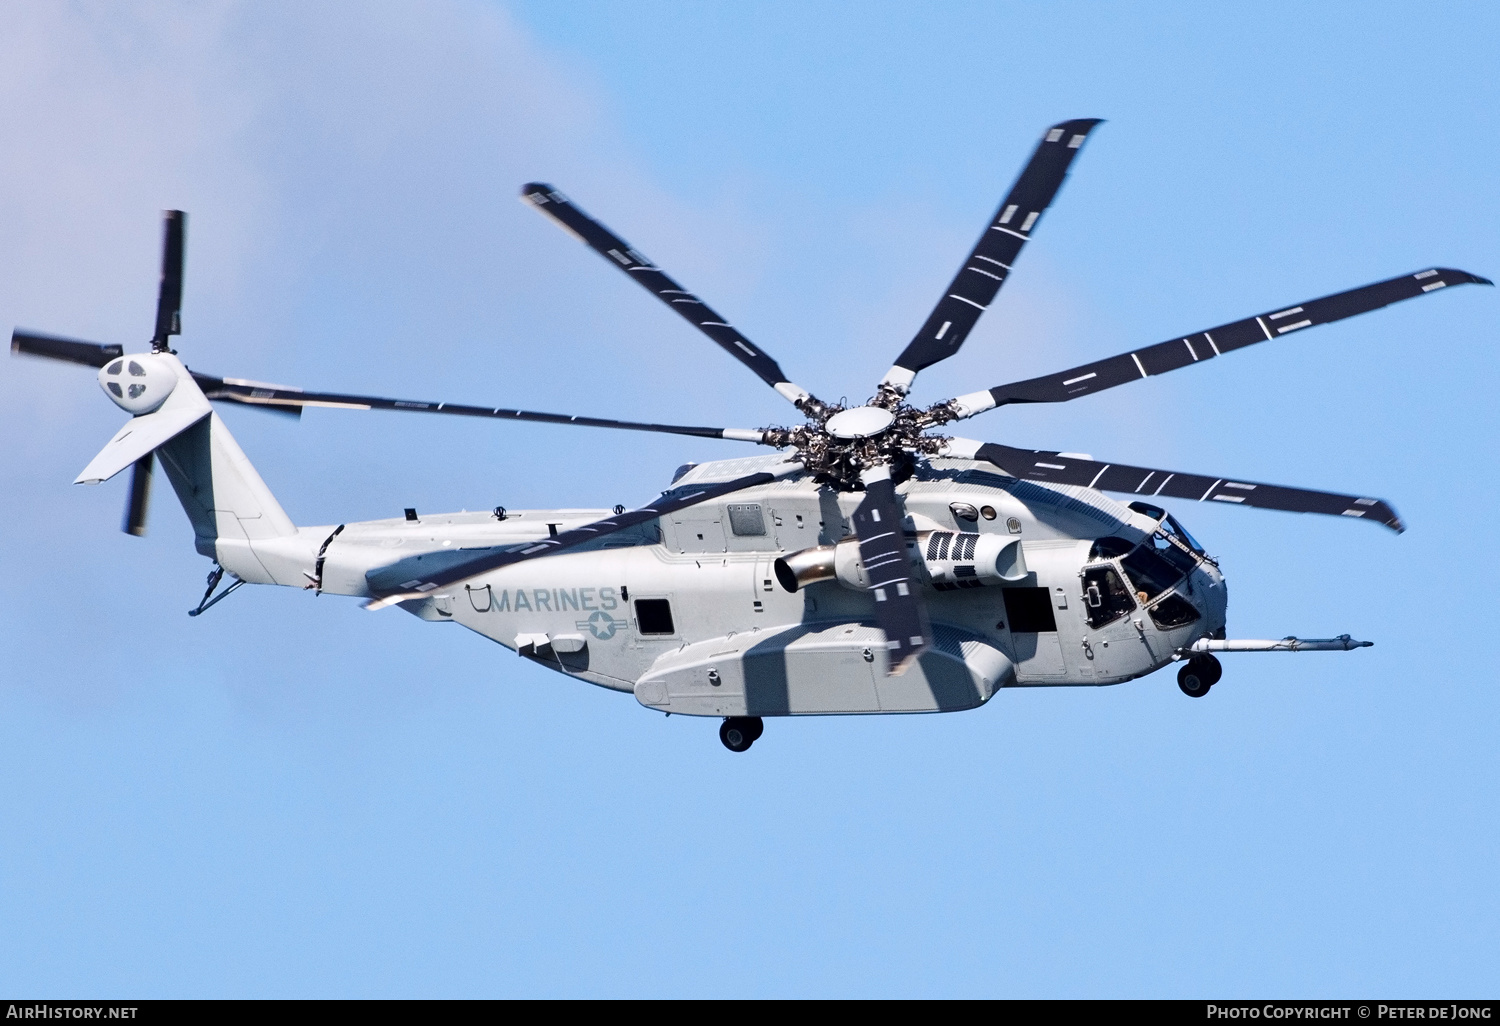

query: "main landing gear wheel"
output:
1177 654 1222 697
719 716 764 752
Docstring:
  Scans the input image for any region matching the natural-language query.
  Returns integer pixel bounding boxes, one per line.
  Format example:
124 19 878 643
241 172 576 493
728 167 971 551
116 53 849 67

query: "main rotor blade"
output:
366 465 800 607
521 184 820 410
882 118 1103 394
122 452 153 537
152 210 186 350
190 373 769 442
853 465 932 675
956 439 1403 532
11 330 123 368
948 267 1493 418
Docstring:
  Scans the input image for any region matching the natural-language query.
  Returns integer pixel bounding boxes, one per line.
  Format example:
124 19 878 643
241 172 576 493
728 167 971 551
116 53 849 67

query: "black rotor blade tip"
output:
154 210 186 343
11 331 124 368
123 452 153 536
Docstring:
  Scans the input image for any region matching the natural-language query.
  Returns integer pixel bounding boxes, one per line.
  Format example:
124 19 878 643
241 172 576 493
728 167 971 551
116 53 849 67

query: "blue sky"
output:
1 1 1496 997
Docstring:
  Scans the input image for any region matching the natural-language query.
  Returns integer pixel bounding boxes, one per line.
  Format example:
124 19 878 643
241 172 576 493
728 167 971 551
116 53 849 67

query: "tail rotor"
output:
12 210 187 535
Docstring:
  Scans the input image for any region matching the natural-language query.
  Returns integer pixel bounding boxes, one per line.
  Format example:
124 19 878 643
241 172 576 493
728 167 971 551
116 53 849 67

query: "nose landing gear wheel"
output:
1177 654 1221 697
719 716 763 752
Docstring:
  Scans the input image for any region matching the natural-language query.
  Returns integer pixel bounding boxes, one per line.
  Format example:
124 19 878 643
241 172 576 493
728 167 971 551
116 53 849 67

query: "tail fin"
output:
79 352 297 583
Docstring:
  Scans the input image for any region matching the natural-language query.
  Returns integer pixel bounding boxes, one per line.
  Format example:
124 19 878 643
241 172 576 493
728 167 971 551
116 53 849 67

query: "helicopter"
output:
12 118 1490 752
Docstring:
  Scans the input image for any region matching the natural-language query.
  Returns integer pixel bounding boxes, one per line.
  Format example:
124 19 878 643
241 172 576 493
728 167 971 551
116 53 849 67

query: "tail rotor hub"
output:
98 353 177 415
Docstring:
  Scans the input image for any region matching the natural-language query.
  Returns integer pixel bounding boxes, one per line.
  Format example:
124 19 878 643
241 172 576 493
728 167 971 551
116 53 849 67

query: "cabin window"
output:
1082 566 1135 628
1002 587 1057 632
1148 594 1201 629
635 598 675 635
727 503 766 536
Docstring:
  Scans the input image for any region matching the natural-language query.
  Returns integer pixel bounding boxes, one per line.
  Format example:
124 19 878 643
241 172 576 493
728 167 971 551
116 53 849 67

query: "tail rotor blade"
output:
11 330 123 368
152 210 185 350
853 465 931 675
122 451 153 536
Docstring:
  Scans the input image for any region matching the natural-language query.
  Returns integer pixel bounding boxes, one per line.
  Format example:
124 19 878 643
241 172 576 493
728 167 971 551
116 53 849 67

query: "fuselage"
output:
231 452 1226 716
31 119 1468 725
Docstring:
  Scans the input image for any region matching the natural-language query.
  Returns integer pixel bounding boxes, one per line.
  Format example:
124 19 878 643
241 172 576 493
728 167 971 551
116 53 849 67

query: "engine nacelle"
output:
98 353 177 415
917 530 1028 589
774 531 1028 593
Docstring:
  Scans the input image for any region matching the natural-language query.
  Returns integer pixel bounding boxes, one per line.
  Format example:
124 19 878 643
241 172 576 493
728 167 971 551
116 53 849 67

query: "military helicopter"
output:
13 119 1490 751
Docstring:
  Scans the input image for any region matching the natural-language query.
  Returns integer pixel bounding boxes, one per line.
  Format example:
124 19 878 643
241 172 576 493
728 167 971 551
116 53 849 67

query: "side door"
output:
1001 585 1068 681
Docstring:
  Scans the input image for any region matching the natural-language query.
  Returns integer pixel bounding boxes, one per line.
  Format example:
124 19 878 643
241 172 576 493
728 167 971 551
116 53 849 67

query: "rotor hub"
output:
761 395 952 491
824 405 895 440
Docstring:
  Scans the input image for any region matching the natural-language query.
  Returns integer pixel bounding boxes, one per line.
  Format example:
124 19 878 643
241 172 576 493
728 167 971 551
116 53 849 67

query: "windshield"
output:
1089 511 1206 627
1121 545 1184 601
1163 513 1204 555
1148 530 1198 577
1128 501 1205 557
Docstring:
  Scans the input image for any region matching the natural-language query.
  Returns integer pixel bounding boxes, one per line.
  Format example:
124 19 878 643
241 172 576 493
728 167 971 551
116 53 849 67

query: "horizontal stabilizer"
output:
76 405 209 484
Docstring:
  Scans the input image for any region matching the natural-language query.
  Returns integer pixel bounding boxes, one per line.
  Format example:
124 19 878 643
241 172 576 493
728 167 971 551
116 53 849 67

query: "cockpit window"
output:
1148 594 1201 629
1164 513 1204 555
1088 536 1133 559
1082 566 1135 629
1121 546 1184 601
1149 531 1199 577
1130 500 1203 551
